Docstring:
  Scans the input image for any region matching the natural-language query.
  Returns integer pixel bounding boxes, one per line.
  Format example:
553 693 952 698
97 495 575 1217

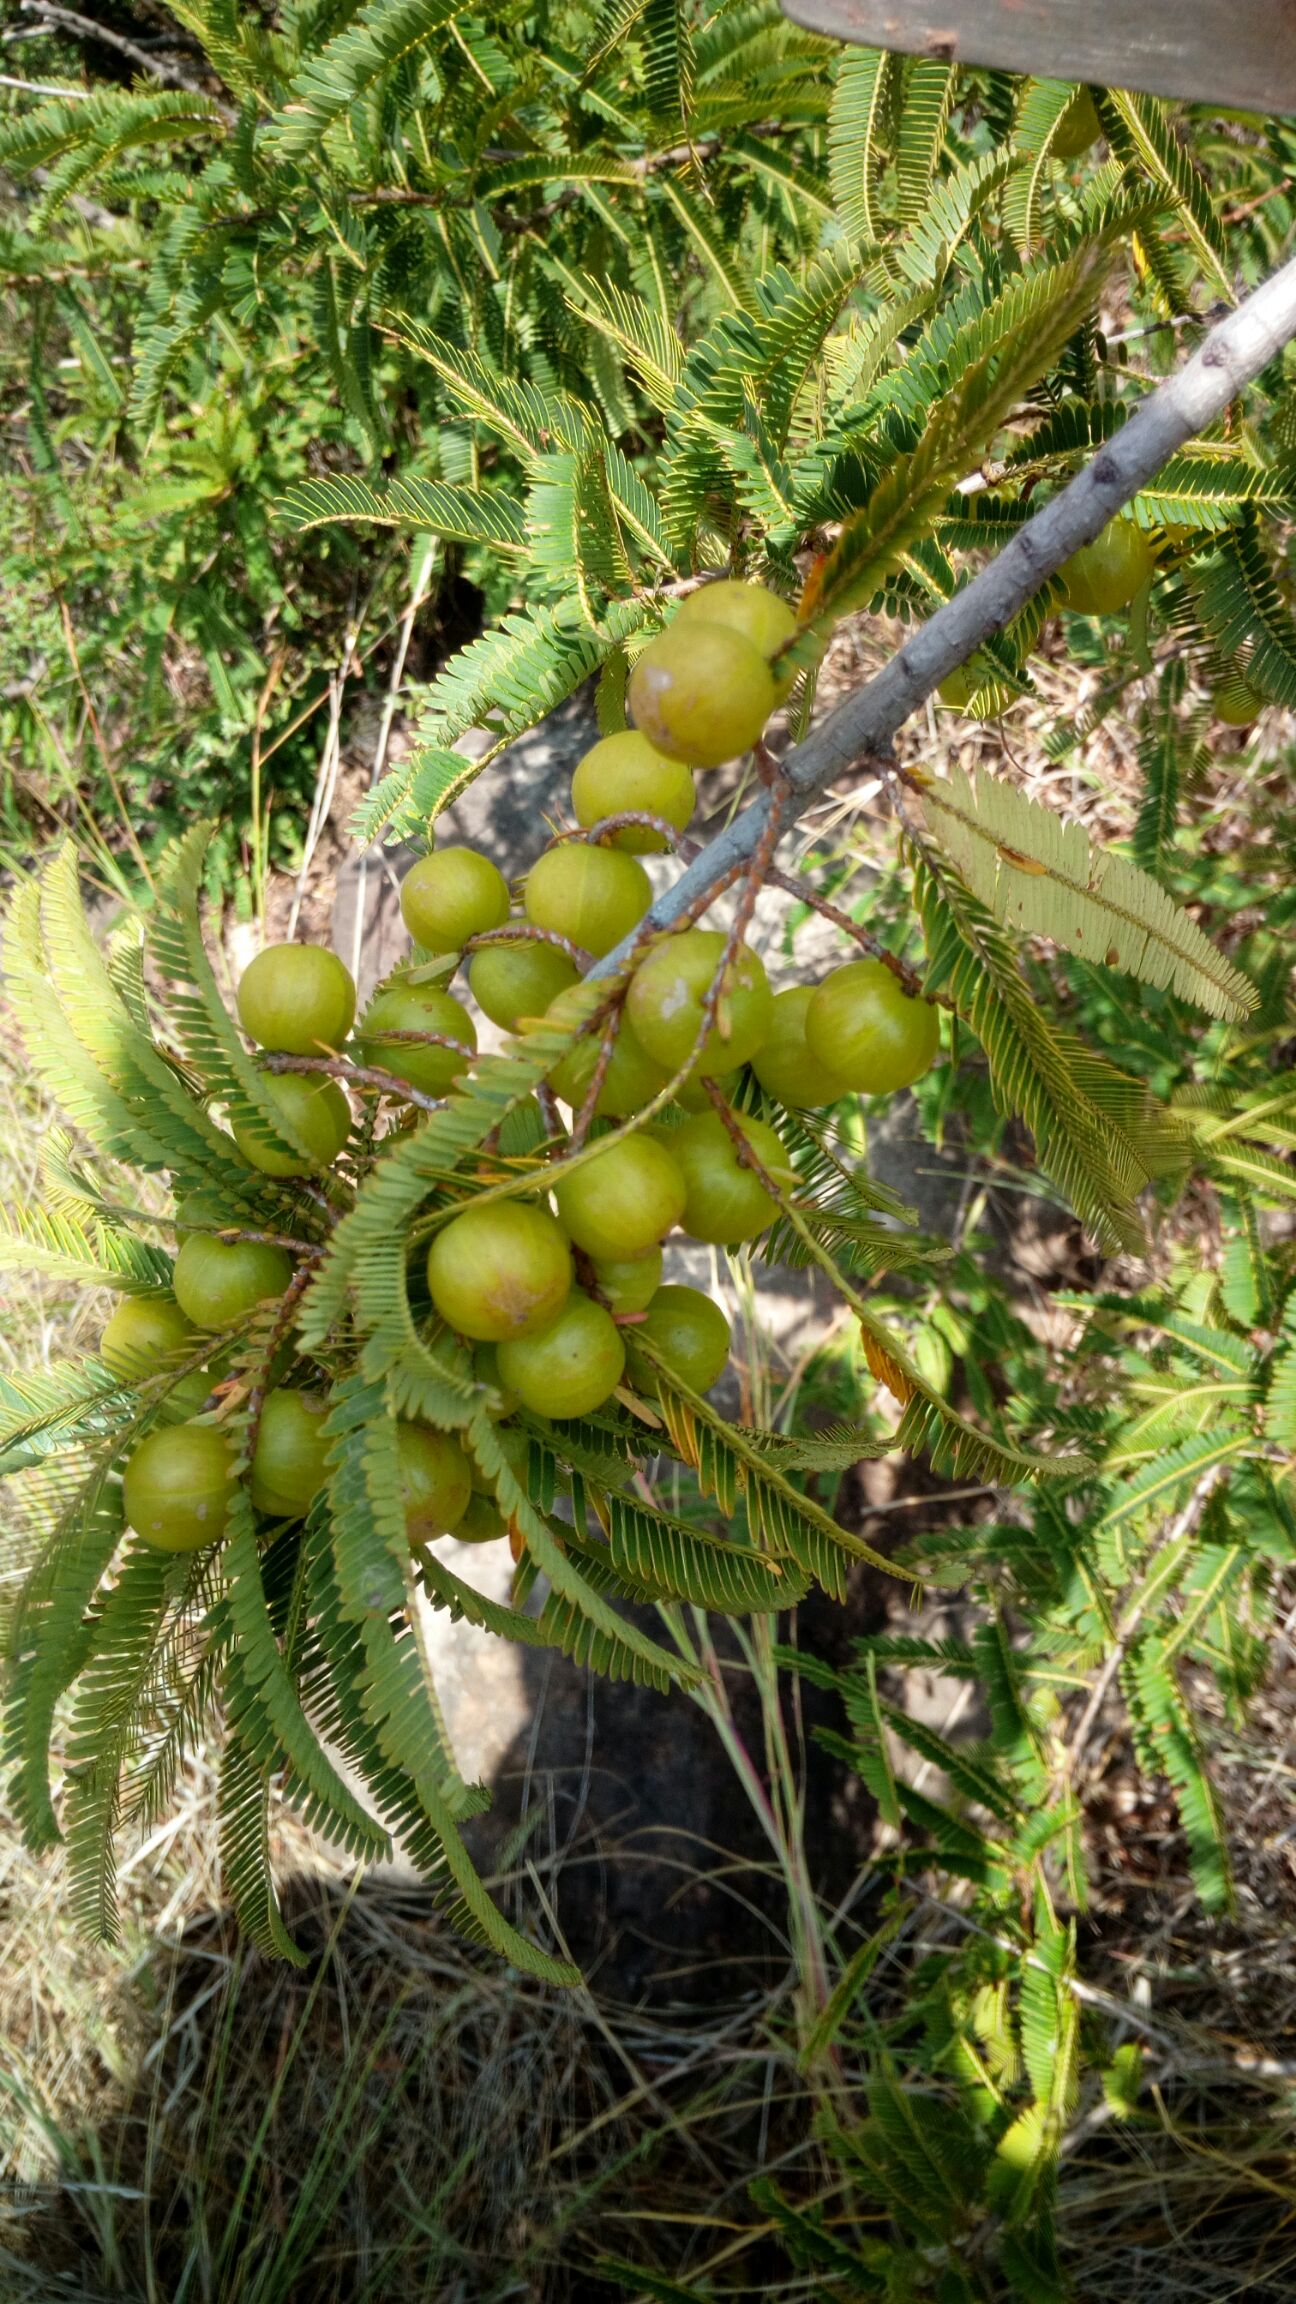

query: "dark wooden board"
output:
779 0 1296 114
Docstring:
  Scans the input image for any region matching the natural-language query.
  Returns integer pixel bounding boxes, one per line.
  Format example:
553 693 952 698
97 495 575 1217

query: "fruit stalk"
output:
590 252 1296 978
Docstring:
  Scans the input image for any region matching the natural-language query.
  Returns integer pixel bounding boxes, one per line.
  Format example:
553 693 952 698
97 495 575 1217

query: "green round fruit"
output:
173 1233 293 1330
1051 86 1102 159
631 1284 730 1395
122 1422 234 1553
548 1011 671 1118
472 1342 520 1415
452 1490 508 1543
427 1201 572 1341
249 1388 331 1518
626 929 772 1079
570 732 696 854
232 1073 350 1177
524 844 652 959
1060 518 1155 617
670 1111 793 1244
469 939 580 1032
592 1245 662 1314
236 944 356 1056
355 980 476 1096
937 665 978 709
100 1293 197 1381
676 579 798 701
1214 678 1264 727
397 1420 473 1545
496 1292 626 1419
751 985 852 1110
400 847 510 954
805 960 940 1096
553 1133 687 1263
628 619 777 769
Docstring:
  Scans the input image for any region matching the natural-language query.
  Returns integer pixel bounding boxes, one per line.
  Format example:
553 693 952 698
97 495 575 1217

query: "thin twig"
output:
570 1007 623 1151
762 865 926 995
462 921 593 970
261 1048 453 1113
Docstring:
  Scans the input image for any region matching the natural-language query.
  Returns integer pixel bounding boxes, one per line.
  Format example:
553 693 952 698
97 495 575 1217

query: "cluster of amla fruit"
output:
108 580 941 1557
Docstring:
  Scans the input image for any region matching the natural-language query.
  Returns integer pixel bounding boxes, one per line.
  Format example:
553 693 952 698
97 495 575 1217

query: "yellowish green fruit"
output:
427 1201 572 1342
400 847 510 953
570 732 696 853
453 1489 508 1542
122 1423 234 1553
1214 678 1264 727
355 981 476 1096
676 579 799 701
232 1073 350 1177
751 985 852 1110
626 928 772 1080
553 1134 687 1263
548 1012 671 1117
1060 518 1155 617
236 944 356 1056
670 1111 793 1245
173 1233 292 1330
397 1420 473 1544
497 1292 626 1419
591 1245 662 1314
630 1283 730 1395
100 1293 197 1381
524 843 652 959
805 960 940 1095
469 939 580 1032
1051 86 1102 159
628 619 777 769
249 1388 331 1518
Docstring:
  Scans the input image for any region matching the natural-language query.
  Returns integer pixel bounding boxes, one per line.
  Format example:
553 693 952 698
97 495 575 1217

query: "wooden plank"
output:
778 0 1296 115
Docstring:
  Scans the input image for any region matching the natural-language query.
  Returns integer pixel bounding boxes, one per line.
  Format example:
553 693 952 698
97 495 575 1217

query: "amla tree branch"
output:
593 251 1296 978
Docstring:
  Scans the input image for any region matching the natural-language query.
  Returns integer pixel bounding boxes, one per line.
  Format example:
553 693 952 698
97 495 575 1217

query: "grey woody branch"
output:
591 251 1296 980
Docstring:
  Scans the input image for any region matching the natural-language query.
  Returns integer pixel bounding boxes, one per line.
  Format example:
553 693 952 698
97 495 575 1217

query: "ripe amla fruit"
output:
497 1291 625 1419
553 1132 687 1263
173 1232 293 1330
397 1420 473 1544
236 943 356 1055
1051 86 1102 159
400 846 510 953
1059 517 1155 617
524 843 652 959
670 1111 794 1244
628 619 776 769
751 985 851 1110
675 578 798 702
122 1422 234 1552
100 1292 197 1379
355 979 476 1096
427 1201 572 1341
250 1388 331 1518
570 731 696 853
548 1011 671 1119
469 938 579 1032
233 1072 350 1177
1214 677 1263 727
630 1284 730 1395
626 929 772 1080
591 1245 662 1314
806 960 939 1095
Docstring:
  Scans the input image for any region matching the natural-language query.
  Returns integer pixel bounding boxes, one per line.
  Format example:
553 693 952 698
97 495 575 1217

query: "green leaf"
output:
923 761 1255 1020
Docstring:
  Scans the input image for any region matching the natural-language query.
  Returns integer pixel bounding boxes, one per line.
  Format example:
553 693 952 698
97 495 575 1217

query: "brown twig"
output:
701 1078 791 1207
461 921 593 971
564 811 682 850
261 1048 452 1113
217 1228 326 1257
762 865 927 997
570 1007 623 1152
241 1261 317 1464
